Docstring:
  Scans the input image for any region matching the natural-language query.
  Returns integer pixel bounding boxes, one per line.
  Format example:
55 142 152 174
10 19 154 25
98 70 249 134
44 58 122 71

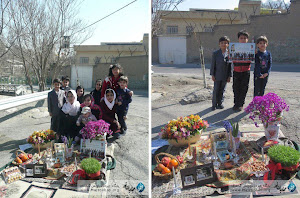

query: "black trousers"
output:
254 76 268 97
233 71 250 107
117 109 128 132
212 80 227 107
50 115 60 133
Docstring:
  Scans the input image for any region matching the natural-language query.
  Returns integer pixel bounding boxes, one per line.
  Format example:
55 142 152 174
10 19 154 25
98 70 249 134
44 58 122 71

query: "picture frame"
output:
180 163 217 189
228 43 255 63
211 131 228 143
25 164 47 178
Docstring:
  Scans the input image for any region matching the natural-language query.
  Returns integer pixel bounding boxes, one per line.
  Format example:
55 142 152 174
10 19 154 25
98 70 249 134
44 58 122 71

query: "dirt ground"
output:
152 71 300 142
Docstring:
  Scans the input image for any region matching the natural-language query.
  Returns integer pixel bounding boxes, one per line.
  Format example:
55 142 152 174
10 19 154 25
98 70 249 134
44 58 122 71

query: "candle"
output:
172 166 177 187
188 143 191 156
232 139 236 155
75 157 78 170
261 147 264 162
38 144 41 157
229 129 233 150
214 142 217 157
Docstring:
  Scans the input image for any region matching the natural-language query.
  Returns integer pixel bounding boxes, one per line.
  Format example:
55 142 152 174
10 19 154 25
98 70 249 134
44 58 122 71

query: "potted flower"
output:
80 120 113 142
245 93 289 141
27 129 56 149
159 114 209 147
61 136 74 160
223 121 241 149
80 158 102 179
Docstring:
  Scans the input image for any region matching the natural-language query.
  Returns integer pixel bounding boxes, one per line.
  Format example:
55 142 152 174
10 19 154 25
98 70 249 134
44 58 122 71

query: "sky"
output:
78 0 149 45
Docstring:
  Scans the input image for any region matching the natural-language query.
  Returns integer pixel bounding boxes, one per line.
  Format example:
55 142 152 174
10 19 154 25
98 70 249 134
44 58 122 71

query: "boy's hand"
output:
49 112 52 117
123 116 127 120
212 76 216 82
76 122 80 126
227 77 231 83
263 73 268 78
117 101 122 106
116 121 121 129
129 91 133 97
259 75 264 79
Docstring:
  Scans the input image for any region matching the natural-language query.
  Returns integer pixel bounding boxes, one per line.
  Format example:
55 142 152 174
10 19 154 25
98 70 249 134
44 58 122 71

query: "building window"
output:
186 26 194 34
79 57 89 64
111 57 117 63
204 26 213 32
167 26 178 34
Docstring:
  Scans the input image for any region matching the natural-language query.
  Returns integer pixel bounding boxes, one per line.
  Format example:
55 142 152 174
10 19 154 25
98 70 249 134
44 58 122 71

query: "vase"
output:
86 170 101 179
168 130 202 147
32 140 54 150
65 146 73 160
264 122 280 141
234 131 241 149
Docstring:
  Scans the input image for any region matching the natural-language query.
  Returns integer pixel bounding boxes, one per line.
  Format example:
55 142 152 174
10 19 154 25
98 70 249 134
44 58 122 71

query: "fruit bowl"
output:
153 152 180 180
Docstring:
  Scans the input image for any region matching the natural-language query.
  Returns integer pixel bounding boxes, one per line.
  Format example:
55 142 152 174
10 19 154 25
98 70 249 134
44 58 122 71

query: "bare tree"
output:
215 14 222 25
103 55 110 63
117 49 123 57
228 13 237 24
128 47 137 56
152 0 184 36
261 0 290 14
7 0 92 91
93 56 101 65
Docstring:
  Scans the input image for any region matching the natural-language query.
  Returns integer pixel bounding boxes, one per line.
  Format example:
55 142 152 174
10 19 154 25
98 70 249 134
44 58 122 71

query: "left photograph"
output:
0 0 149 197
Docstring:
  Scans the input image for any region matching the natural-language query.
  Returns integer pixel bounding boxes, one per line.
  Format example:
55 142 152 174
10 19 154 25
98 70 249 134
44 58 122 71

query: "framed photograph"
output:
25 164 34 177
54 143 65 153
180 163 217 188
228 43 255 63
33 164 47 178
217 150 233 163
212 131 228 143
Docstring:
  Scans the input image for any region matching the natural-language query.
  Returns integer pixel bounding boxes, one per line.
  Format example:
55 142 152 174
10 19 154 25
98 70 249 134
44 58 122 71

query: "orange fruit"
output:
168 159 179 169
157 163 166 172
162 167 171 174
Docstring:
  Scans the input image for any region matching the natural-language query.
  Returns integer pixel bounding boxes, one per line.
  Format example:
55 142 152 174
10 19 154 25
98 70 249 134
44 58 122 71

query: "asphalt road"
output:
152 63 300 74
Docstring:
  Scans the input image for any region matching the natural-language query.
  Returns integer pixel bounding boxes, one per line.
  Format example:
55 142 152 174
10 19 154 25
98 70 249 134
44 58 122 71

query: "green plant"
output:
267 145 300 167
80 158 101 174
230 121 239 137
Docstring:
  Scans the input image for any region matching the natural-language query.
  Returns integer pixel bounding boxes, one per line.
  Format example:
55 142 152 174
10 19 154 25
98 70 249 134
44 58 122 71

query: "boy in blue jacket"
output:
254 36 272 97
116 76 132 135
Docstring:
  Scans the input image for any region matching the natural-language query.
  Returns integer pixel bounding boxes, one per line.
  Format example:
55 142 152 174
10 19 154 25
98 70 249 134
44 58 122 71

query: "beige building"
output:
71 34 148 89
158 0 261 35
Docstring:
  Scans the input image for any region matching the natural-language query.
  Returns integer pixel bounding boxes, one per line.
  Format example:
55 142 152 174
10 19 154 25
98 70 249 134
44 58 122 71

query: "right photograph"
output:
151 0 300 197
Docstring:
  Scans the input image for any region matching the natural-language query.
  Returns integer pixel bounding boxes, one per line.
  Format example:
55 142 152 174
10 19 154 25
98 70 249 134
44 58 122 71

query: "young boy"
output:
232 30 251 111
254 36 272 97
210 36 232 110
116 76 132 135
60 76 71 92
48 79 65 132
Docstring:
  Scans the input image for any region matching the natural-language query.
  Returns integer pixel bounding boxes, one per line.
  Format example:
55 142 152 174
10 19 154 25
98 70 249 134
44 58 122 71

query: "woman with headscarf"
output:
59 90 81 139
100 89 121 139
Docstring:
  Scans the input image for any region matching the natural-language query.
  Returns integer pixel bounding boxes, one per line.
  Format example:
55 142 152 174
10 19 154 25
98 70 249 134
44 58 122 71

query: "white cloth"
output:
62 90 80 116
104 89 116 110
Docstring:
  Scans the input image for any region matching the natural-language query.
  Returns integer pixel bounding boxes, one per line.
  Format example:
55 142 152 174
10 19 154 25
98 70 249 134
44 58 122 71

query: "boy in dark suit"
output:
210 36 232 110
48 79 65 132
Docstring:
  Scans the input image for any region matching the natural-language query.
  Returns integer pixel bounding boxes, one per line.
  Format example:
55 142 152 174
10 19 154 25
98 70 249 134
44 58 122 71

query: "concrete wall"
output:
186 0 300 63
61 55 148 90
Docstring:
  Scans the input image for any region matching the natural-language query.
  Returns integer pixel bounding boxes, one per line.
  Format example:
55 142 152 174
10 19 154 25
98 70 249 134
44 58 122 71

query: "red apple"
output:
161 157 171 167
176 155 184 164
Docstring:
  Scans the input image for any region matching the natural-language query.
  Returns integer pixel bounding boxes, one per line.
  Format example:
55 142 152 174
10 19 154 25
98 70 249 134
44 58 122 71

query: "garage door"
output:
158 36 186 64
71 65 93 89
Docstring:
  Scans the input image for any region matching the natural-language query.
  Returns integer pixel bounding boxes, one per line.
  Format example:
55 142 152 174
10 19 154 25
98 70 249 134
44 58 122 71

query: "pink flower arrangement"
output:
245 93 289 127
80 119 113 140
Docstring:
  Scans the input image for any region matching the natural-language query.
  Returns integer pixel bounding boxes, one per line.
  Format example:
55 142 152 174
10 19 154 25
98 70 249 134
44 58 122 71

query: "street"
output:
151 63 300 142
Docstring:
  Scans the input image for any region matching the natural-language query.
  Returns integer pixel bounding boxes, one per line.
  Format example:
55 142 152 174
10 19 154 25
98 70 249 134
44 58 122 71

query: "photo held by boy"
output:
254 36 272 97
232 30 251 111
48 79 65 133
210 36 232 111
116 76 132 135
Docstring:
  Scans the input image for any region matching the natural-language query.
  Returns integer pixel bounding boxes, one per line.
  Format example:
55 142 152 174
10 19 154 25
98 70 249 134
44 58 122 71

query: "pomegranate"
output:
161 157 171 167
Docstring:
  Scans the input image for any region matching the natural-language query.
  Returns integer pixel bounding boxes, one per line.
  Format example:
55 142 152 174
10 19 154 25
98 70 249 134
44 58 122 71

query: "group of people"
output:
48 64 132 141
210 30 272 111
